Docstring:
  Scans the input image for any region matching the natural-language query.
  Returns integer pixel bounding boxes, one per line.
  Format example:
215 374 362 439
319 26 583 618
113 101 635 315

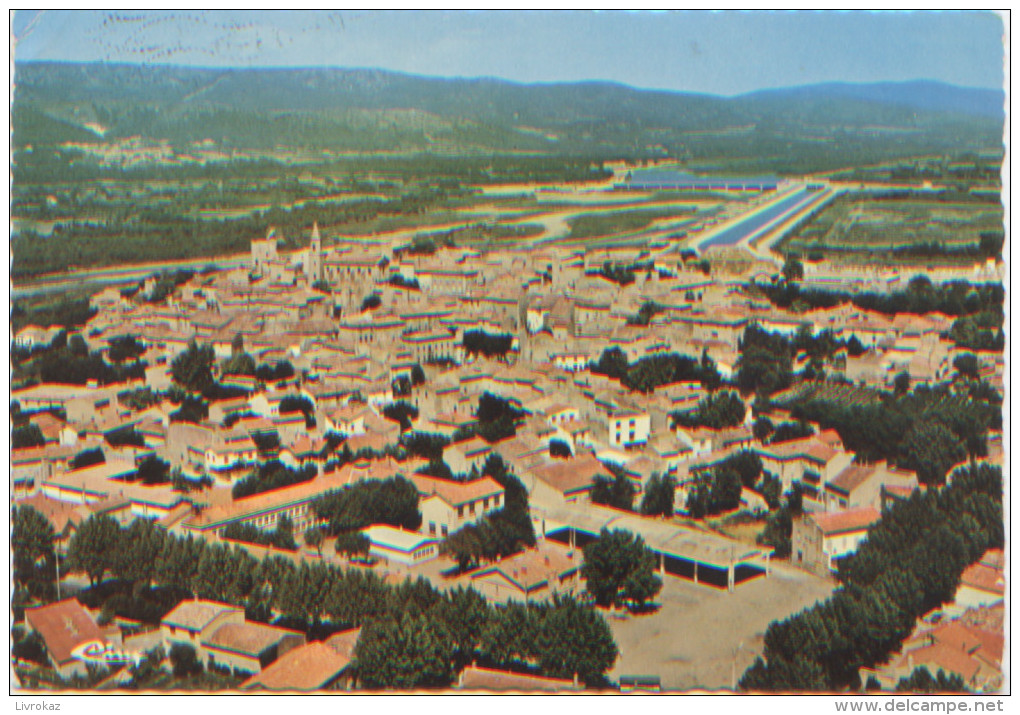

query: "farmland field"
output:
783 194 1003 256
769 381 883 409
566 207 698 241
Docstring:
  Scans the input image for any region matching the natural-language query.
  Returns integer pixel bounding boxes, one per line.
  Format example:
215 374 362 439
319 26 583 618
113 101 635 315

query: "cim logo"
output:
70 640 142 667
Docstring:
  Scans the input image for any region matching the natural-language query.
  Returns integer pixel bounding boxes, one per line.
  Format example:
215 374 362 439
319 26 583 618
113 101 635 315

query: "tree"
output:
581 528 662 610
758 472 783 510
896 666 967 693
719 450 763 489
354 613 455 689
304 527 324 556
71 447 105 470
736 326 793 396
952 353 980 380
742 464 1002 691
979 231 1004 259
893 371 911 396
12 424 46 449
590 347 629 381
169 643 203 679
67 514 121 587
481 452 529 513
410 364 426 386
769 421 815 445
686 466 743 518
435 586 492 668
480 601 537 669
312 477 422 534
672 391 746 429
107 335 145 363
535 595 619 686
12 505 56 595
171 340 215 394
442 525 485 571
113 518 165 587
640 473 677 517
135 455 171 485
782 255 804 282
463 330 514 360
899 420 967 486
335 532 371 560
753 416 775 443
382 401 419 431
549 439 572 458
221 352 256 377
591 468 635 511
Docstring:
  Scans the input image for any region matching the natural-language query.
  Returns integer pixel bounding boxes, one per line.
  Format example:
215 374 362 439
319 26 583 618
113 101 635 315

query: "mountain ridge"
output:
11 61 1003 173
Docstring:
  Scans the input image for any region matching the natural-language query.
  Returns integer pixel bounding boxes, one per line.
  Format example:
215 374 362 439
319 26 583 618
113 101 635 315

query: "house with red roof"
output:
23 598 117 678
525 454 611 509
409 473 505 539
242 628 361 691
822 461 919 513
466 542 581 604
791 506 881 576
862 603 1004 692
954 549 1005 610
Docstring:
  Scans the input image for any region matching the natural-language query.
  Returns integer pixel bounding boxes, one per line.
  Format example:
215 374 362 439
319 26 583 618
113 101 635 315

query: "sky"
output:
10 10 1006 96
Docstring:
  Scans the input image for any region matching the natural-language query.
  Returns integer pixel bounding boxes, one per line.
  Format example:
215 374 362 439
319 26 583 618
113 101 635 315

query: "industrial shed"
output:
536 504 773 592
621 170 779 193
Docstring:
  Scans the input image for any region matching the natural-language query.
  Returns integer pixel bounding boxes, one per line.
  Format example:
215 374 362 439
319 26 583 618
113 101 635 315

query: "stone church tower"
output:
306 221 324 283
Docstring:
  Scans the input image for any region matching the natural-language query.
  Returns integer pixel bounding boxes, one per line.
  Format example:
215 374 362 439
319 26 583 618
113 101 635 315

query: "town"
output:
11 170 1005 691
9 9 1006 698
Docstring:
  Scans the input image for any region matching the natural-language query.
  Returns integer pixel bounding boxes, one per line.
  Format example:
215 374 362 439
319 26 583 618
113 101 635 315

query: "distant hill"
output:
11 62 1004 173
738 80 1004 119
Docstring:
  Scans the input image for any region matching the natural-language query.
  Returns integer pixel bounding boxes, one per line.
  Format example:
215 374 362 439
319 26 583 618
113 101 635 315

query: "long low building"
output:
181 459 406 537
535 503 773 591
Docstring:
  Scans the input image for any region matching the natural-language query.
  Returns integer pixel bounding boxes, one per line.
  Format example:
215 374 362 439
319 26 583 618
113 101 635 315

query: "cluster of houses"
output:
860 549 1005 692
11 222 1005 689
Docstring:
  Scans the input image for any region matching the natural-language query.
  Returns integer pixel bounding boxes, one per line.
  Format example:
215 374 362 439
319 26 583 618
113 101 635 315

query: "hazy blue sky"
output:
11 10 1005 95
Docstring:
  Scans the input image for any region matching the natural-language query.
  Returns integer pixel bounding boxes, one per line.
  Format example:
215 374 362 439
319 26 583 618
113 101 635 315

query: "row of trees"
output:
463 330 514 361
791 381 1000 485
736 325 794 397
22 507 620 688
311 476 423 534
590 348 722 393
741 463 1003 691
232 461 317 499
672 390 745 430
223 515 298 551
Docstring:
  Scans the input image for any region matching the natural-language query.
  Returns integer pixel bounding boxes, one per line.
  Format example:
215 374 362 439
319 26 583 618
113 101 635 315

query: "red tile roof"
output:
531 454 607 496
457 666 578 691
959 561 1005 597
811 507 881 536
242 638 353 690
24 599 107 666
161 600 241 632
410 474 505 507
206 622 304 657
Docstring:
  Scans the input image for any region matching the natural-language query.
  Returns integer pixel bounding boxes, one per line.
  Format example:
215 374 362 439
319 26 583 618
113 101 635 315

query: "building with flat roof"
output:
361 524 440 566
538 503 773 591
